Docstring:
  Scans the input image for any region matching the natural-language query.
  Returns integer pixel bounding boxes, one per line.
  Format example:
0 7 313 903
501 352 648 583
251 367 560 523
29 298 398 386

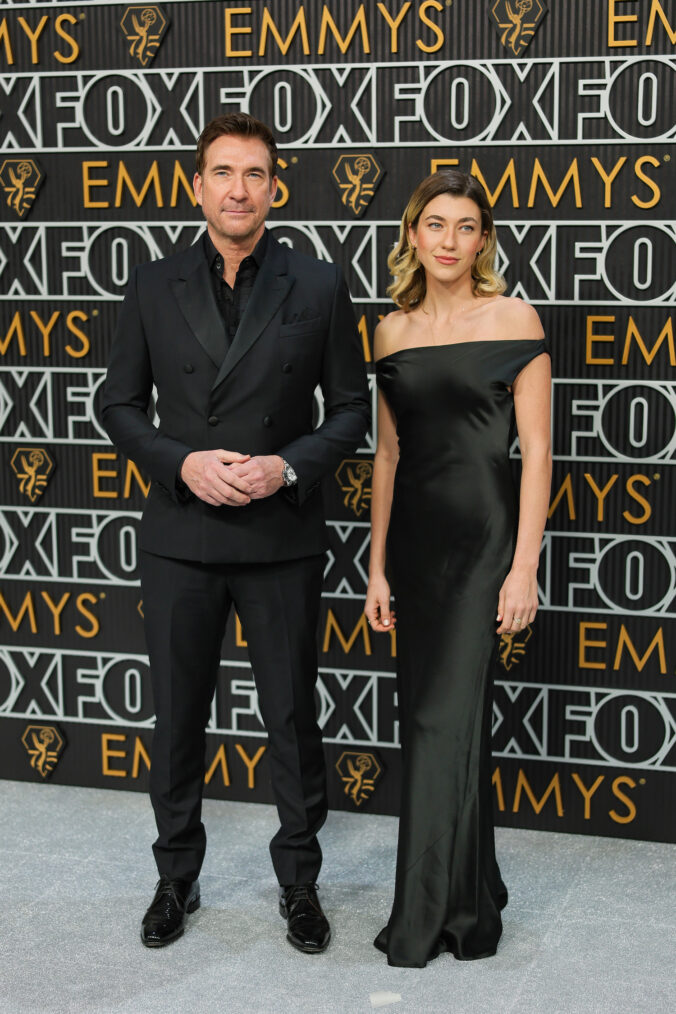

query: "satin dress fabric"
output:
374 338 548 968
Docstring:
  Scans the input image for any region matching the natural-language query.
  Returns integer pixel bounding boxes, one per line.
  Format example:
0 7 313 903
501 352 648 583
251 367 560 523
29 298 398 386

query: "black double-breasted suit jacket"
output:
102 230 370 562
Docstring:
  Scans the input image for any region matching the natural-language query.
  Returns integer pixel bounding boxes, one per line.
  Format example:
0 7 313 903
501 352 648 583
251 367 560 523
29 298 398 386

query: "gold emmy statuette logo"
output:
335 459 373 517
120 5 169 66
489 0 548 57
21 725 66 778
331 154 385 218
335 751 383 806
499 624 533 671
10 447 55 502
0 159 44 219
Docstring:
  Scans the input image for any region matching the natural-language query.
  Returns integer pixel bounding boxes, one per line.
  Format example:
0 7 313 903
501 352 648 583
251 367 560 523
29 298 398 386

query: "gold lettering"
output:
40 590 70 635
322 609 372 655
115 160 163 208
528 158 582 208
259 7 310 55
430 158 459 174
357 315 372 362
318 4 370 54
645 0 676 44
75 592 100 639
122 459 150 499
621 316 675 366
571 772 604 819
225 6 253 57
492 766 505 811
65 311 90 358
548 473 576 521
54 12 79 63
271 157 289 209
235 743 266 788
0 591 37 633
29 310 60 357
417 0 444 53
623 475 652 525
0 19 14 65
607 0 638 46
470 158 519 208
376 2 412 52
101 733 127 777
17 15 49 64
82 161 109 209
609 776 637 824
0 312 27 356
92 452 119 499
169 161 196 207
632 155 661 208
579 621 607 670
590 156 627 207
235 614 248 647
583 473 618 522
132 737 151 778
586 315 616 365
205 744 231 786
513 769 564 816
613 625 667 674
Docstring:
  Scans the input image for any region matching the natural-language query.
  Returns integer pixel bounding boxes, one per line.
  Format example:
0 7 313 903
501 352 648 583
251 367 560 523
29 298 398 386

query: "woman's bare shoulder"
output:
490 295 544 340
374 309 416 360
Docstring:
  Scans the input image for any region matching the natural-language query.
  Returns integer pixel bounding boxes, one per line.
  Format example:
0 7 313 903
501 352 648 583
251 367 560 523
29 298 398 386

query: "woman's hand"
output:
365 574 396 633
496 566 539 634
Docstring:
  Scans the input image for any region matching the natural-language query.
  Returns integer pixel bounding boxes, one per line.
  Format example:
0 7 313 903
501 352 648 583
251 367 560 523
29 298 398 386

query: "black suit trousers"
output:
141 550 327 886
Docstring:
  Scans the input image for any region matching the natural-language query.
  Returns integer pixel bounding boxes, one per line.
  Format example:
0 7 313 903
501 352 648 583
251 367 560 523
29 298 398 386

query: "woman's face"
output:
409 193 487 287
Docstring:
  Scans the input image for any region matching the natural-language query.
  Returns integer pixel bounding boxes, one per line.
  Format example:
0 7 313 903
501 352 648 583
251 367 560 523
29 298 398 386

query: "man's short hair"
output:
195 114 278 177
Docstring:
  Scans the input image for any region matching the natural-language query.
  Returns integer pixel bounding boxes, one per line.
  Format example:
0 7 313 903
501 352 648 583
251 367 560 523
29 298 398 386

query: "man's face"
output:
193 134 277 245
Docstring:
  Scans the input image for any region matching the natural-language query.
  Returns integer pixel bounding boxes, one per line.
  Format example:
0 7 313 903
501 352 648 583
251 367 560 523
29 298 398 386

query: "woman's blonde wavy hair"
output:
388 170 506 311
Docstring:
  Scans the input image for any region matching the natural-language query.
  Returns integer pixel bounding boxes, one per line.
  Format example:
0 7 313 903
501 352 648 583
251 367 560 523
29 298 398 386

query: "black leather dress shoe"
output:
140 875 200 948
279 883 331 953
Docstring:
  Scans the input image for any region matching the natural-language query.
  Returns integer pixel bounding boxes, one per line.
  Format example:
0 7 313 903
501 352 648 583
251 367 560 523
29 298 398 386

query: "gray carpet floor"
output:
0 780 673 1014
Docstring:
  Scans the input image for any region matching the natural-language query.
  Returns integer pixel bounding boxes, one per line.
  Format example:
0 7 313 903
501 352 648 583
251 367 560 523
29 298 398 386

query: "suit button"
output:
282 362 292 374
208 415 219 426
183 363 194 374
263 415 273 427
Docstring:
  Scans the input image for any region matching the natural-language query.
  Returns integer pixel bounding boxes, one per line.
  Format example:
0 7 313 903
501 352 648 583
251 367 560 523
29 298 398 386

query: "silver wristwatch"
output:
281 458 298 487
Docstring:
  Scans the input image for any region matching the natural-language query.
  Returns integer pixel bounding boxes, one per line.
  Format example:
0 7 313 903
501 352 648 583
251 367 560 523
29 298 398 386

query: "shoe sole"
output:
279 900 330 954
141 895 200 948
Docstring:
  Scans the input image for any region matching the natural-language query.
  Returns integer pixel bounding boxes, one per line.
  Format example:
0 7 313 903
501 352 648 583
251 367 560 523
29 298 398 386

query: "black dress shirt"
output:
202 228 268 349
176 229 269 492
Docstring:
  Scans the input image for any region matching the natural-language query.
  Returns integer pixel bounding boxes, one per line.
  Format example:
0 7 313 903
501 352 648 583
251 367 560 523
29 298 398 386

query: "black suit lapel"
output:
212 235 294 390
170 243 225 368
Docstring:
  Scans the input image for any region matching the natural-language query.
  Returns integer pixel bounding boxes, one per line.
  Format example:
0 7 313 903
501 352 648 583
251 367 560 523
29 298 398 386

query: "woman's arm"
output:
364 327 400 632
496 351 552 634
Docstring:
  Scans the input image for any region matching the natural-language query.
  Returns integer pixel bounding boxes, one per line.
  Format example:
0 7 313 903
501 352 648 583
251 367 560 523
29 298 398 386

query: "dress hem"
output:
373 934 499 967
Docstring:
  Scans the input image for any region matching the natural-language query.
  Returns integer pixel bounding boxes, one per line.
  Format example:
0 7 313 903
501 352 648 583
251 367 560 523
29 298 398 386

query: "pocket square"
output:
285 308 320 324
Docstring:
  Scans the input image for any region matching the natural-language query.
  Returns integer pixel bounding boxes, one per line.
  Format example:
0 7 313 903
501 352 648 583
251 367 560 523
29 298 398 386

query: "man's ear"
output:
193 173 203 206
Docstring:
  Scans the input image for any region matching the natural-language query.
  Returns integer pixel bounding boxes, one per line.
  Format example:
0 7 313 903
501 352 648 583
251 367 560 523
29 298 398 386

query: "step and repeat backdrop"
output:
0 0 674 841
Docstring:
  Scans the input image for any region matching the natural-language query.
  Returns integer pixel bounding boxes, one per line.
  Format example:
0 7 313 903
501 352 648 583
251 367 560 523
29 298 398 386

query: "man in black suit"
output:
102 114 370 952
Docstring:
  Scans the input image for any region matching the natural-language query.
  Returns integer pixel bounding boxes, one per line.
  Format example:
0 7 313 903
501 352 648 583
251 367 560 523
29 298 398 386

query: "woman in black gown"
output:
365 170 551 968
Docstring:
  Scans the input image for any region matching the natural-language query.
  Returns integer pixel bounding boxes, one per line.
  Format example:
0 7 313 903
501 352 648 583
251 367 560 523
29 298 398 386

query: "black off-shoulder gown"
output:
374 338 548 968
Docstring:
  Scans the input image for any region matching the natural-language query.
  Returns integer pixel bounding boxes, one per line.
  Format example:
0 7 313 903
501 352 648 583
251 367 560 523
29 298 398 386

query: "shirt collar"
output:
203 228 268 273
